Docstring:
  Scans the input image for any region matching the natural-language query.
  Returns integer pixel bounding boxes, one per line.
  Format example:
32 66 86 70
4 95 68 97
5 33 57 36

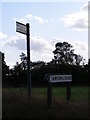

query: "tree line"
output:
2 41 89 87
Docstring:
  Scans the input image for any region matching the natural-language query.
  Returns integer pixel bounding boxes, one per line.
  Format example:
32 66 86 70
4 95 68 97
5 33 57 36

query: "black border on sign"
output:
16 21 26 27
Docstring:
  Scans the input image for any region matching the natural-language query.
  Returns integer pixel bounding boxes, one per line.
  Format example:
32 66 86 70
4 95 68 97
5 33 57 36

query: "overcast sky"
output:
0 1 89 68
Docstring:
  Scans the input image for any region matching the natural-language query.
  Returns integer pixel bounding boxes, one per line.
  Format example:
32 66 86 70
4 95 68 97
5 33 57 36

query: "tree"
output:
74 54 83 65
31 61 45 70
19 52 27 70
53 41 83 65
2 53 11 87
2 53 10 76
13 62 22 75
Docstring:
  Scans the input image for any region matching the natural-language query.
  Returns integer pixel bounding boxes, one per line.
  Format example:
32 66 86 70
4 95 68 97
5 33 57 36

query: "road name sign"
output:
16 22 26 35
49 75 72 83
46 74 72 109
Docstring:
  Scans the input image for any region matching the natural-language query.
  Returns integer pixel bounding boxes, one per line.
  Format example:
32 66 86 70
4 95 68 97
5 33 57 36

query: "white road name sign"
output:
16 22 26 35
49 75 72 83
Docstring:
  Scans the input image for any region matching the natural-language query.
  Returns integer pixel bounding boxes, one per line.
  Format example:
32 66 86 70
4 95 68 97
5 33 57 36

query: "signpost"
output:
46 74 72 109
16 22 31 97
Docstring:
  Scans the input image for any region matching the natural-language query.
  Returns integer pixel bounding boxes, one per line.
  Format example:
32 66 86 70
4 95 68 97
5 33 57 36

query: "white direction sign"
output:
16 22 26 35
49 75 72 83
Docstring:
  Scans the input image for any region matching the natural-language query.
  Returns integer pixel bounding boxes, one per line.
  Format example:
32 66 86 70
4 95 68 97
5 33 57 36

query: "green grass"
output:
2 86 88 119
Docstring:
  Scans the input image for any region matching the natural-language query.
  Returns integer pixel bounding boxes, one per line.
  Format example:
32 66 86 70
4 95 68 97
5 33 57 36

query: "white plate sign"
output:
49 75 72 83
16 22 26 35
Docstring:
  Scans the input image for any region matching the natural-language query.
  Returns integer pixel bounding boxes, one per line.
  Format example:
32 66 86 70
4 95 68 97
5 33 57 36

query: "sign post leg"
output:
66 82 71 101
26 23 31 97
47 83 52 109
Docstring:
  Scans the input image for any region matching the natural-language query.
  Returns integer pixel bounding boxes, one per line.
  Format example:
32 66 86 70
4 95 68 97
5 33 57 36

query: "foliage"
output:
19 52 27 70
53 41 83 65
2 41 89 87
2 53 10 87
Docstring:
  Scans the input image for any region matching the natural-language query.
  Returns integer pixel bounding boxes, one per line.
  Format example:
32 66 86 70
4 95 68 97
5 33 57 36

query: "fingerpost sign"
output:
16 21 31 97
16 22 27 35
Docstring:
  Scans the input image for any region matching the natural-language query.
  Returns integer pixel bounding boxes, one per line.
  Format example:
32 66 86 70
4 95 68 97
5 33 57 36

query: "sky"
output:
0 0 89 68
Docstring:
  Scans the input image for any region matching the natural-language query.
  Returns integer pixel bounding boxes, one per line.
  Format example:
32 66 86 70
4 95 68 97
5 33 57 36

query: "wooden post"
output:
66 82 71 101
47 82 52 109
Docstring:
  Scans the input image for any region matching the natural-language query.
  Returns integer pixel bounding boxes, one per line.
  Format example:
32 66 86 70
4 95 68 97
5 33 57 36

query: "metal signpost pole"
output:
26 23 31 97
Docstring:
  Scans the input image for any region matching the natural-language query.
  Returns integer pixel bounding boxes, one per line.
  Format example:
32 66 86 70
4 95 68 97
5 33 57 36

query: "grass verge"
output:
2 86 88 119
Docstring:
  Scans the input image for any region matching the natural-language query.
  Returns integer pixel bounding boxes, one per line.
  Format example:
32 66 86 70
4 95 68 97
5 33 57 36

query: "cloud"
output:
0 31 8 50
0 31 7 39
4 34 53 62
7 38 26 50
61 3 88 31
0 30 88 64
80 2 90 12
26 14 33 20
73 41 88 51
31 36 52 52
5 34 52 52
14 14 48 24
5 34 26 50
73 41 88 58
30 36 53 62
34 16 48 24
